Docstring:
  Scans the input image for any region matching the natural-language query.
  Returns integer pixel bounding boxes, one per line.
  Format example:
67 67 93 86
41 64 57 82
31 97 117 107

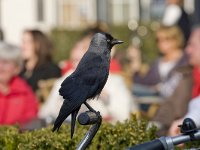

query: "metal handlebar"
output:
76 111 102 150
128 118 200 150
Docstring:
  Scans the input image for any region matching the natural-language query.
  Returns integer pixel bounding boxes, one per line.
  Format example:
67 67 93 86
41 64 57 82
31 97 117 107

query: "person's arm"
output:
184 96 200 127
134 60 160 85
154 72 193 136
21 86 38 124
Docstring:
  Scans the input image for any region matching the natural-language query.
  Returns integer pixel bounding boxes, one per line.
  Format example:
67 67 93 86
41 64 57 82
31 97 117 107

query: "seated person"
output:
0 42 38 126
168 26 200 136
152 65 193 136
153 25 200 136
20 29 61 93
168 95 200 137
133 25 188 98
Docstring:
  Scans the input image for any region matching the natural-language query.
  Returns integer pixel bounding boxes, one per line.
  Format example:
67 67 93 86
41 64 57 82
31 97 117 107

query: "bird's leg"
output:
84 102 96 113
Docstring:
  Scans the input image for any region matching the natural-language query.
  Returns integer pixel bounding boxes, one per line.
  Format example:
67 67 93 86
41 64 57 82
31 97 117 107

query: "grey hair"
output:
0 42 23 68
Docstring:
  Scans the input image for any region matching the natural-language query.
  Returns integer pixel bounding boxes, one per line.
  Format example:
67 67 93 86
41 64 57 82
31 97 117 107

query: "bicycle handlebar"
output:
128 130 200 150
128 139 165 150
76 111 102 150
128 118 200 150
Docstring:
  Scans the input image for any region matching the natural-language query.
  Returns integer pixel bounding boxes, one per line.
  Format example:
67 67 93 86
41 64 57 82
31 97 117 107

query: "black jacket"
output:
20 62 61 92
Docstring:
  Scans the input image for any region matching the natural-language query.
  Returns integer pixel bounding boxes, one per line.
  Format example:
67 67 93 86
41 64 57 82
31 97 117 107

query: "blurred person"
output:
126 45 142 75
133 25 188 98
114 45 143 89
162 0 191 42
20 29 61 92
152 64 193 136
39 28 137 124
0 42 38 126
116 44 142 77
168 26 200 136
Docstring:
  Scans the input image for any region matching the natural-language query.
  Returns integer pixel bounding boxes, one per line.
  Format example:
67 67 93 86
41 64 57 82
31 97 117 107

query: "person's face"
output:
0 59 19 84
157 32 177 55
70 42 86 69
186 29 200 67
21 32 36 60
70 36 91 69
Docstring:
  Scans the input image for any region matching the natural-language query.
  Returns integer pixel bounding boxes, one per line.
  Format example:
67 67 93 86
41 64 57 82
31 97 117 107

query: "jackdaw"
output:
52 32 123 138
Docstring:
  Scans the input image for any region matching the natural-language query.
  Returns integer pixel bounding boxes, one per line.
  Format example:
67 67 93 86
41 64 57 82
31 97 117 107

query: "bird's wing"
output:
54 70 91 132
73 51 109 98
60 51 109 100
53 78 88 132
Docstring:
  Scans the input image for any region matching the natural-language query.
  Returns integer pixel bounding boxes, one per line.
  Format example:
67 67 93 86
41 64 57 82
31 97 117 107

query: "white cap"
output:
0 42 23 67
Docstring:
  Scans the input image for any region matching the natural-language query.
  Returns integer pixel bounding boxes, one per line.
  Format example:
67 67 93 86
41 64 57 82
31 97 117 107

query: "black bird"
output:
52 32 123 138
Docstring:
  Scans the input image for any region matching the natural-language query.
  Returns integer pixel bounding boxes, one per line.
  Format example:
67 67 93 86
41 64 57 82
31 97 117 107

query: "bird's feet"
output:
84 102 102 123
84 102 97 113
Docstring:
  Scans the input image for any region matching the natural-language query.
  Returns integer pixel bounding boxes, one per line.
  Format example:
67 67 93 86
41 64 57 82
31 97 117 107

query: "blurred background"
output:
0 0 197 62
1 0 200 138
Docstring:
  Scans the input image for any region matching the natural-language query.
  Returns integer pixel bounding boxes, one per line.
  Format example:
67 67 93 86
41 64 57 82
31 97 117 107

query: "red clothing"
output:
61 61 73 75
110 59 122 74
192 67 200 98
0 77 38 125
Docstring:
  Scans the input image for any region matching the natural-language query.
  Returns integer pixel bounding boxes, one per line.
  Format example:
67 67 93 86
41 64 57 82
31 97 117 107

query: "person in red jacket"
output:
0 42 38 126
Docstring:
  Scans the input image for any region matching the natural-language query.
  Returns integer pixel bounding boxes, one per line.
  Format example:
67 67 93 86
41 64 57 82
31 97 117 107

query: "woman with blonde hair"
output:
133 25 188 98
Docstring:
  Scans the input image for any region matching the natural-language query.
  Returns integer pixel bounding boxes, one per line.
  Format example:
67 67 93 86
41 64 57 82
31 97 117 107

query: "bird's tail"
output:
70 107 80 138
52 100 71 132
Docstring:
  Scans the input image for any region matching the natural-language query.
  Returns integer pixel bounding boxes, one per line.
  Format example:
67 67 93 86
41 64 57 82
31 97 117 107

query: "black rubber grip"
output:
78 111 100 125
127 139 165 150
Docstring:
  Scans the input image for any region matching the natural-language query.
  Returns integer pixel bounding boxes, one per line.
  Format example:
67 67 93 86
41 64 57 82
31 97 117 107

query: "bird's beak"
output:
111 39 124 45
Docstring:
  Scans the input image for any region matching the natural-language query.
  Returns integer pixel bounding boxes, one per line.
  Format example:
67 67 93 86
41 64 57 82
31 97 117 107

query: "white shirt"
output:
158 60 176 80
185 96 200 127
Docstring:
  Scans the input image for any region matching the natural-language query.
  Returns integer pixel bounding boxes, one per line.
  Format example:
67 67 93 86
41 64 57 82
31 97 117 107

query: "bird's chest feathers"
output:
98 51 111 72
90 49 110 66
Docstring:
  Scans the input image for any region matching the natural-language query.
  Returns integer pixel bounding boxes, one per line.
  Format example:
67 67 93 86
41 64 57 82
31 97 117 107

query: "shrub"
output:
0 115 157 150
0 115 199 149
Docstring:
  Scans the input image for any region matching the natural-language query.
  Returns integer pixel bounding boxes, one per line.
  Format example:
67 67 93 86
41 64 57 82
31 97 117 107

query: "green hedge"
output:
0 115 199 149
0 115 157 150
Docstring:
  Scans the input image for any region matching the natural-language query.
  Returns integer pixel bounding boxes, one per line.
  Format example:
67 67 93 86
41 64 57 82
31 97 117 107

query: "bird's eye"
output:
107 39 111 43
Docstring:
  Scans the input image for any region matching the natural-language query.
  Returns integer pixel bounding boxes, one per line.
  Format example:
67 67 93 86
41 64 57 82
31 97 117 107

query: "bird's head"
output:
91 32 123 50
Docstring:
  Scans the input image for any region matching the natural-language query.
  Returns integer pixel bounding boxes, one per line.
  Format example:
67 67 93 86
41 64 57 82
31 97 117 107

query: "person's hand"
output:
168 118 183 136
169 118 186 148
127 46 142 74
